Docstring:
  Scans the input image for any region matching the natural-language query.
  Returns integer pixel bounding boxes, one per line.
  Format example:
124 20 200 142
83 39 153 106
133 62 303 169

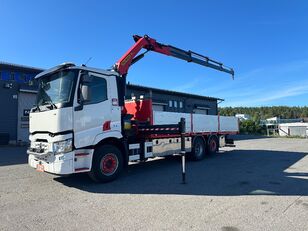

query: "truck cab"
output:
28 63 124 179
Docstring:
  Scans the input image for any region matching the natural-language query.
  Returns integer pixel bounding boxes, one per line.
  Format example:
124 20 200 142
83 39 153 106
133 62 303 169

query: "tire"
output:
89 145 123 183
207 136 219 155
191 136 206 161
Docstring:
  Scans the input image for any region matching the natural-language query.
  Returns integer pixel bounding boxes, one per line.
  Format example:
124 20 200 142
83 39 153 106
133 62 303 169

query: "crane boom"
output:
114 35 234 77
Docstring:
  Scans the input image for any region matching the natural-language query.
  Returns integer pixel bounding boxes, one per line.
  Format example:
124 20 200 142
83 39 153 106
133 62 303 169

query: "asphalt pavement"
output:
0 136 308 231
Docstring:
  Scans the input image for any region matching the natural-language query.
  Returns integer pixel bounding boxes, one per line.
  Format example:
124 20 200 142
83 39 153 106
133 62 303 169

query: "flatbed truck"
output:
27 35 238 182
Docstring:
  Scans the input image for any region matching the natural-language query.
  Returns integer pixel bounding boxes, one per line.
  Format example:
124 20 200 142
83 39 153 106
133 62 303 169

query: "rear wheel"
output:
191 137 206 160
89 145 123 183
207 136 219 155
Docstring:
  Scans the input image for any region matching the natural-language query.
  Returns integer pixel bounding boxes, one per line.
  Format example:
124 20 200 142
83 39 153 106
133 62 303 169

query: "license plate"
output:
36 164 44 172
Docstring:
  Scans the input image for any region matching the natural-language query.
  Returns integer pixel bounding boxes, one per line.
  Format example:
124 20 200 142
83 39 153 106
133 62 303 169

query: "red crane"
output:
114 34 234 78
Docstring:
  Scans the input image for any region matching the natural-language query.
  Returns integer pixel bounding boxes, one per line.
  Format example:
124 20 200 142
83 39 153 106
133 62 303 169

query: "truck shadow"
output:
54 149 308 196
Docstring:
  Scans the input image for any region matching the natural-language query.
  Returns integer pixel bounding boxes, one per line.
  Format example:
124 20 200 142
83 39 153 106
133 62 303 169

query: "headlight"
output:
53 139 72 154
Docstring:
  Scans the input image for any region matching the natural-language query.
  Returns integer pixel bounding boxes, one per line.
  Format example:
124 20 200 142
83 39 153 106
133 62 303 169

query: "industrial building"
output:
0 62 222 144
0 62 43 145
126 84 221 115
260 117 307 136
279 123 308 138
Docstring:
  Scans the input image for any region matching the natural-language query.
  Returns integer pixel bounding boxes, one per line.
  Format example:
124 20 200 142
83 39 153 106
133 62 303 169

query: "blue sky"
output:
1 0 307 107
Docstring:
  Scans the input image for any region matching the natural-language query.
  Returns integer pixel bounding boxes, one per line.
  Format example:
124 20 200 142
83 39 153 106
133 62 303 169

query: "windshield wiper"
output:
42 101 58 110
35 105 41 112
31 105 40 112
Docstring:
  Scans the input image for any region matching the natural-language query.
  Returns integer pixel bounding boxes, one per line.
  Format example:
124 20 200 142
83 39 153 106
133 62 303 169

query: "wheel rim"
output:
100 153 118 176
210 139 216 152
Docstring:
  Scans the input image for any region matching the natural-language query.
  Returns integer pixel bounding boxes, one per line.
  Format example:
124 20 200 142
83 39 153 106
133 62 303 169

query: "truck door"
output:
73 72 112 148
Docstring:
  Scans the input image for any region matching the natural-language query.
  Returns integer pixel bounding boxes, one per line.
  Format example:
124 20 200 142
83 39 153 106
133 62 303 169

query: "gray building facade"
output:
126 84 221 115
0 62 43 144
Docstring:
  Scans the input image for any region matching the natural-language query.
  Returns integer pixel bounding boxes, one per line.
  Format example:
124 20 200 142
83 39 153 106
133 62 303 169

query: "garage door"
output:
193 109 208 115
152 104 165 111
17 91 37 143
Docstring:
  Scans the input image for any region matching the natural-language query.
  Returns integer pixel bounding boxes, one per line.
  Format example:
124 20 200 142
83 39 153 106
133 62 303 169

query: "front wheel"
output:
89 145 123 183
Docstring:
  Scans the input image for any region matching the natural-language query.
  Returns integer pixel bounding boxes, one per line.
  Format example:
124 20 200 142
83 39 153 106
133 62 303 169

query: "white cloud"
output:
257 84 308 102
218 60 308 106
167 59 308 107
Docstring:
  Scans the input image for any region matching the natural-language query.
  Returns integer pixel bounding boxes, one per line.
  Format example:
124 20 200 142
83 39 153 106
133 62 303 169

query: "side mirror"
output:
81 73 92 83
81 85 91 102
74 73 92 111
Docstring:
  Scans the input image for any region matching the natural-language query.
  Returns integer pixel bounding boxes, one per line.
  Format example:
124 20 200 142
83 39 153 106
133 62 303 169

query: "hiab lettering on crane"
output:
121 52 134 66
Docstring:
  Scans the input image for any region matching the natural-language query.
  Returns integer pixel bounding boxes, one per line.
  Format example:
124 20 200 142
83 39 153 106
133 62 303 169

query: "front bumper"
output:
28 149 93 175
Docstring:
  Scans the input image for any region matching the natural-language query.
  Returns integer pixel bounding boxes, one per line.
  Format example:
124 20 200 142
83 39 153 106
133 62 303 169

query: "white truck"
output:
28 35 238 182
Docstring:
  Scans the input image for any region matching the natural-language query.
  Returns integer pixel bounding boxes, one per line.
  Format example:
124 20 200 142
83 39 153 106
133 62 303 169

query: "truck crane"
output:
115 35 234 76
28 35 238 182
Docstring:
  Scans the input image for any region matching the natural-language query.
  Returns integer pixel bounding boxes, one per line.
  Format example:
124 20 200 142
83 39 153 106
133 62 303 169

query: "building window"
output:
10 72 15 81
19 73 26 82
174 101 177 108
169 100 173 107
179 101 183 108
26 74 35 82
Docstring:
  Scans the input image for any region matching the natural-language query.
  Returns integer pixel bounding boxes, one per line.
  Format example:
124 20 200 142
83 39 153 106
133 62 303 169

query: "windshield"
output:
36 70 77 107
